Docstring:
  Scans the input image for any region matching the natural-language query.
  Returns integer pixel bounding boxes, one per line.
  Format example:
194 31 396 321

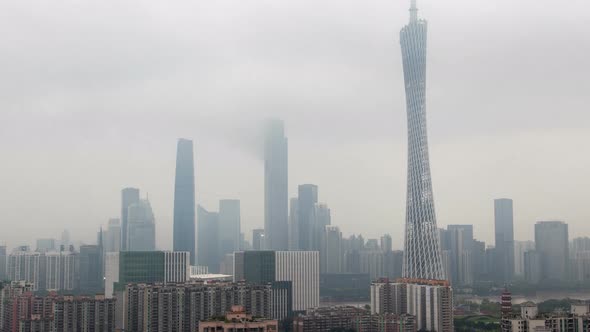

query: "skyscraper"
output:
535 221 569 281
127 199 156 251
252 229 265 251
494 198 515 282
264 120 288 250
288 198 299 250
121 188 140 251
103 218 121 254
173 139 196 264
197 205 220 273
400 0 444 281
218 199 241 256
297 184 318 251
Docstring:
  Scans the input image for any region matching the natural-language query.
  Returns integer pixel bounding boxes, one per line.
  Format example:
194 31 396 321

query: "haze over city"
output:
1 0 589 250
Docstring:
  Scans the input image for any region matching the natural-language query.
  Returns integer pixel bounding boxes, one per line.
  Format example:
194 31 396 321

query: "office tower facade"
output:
127 199 156 251
218 199 241 256
123 282 277 332
121 187 140 251
380 234 393 253
447 225 474 286
524 250 542 284
253 229 265 251
264 120 288 251
322 226 342 273
104 251 189 298
79 244 103 294
371 279 453 332
104 218 121 254
7 248 41 291
312 203 331 251
400 0 444 281
60 230 71 248
0 246 7 280
535 221 569 281
572 237 590 255
173 138 196 264
275 251 320 312
35 239 56 253
197 205 220 273
297 184 318 251
494 198 515 282
514 240 535 277
234 251 319 312
288 198 299 250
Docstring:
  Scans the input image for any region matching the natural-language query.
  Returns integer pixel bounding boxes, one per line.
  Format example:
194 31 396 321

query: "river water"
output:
460 291 590 304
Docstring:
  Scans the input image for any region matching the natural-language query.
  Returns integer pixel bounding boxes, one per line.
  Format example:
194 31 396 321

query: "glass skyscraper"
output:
400 0 445 280
264 120 288 250
173 139 196 264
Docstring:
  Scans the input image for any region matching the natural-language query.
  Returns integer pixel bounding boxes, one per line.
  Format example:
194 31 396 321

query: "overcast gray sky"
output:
1 0 589 250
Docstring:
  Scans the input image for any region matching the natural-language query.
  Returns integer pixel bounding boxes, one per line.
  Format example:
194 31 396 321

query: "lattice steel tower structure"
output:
400 0 445 280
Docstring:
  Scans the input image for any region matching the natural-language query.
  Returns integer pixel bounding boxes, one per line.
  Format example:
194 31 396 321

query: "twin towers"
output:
174 0 444 281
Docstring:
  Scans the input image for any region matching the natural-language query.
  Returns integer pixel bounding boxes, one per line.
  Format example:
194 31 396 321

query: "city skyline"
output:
1 0 589 249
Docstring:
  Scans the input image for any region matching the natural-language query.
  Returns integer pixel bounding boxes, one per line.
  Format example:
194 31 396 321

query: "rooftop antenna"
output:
410 0 418 22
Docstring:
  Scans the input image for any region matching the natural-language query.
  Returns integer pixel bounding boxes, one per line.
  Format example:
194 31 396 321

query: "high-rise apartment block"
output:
7 247 42 291
123 282 279 332
371 278 453 332
0 284 116 332
173 138 196 264
264 120 288 251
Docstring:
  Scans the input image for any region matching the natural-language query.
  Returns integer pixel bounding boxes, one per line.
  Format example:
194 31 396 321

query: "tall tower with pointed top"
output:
173 138 196 264
400 0 445 280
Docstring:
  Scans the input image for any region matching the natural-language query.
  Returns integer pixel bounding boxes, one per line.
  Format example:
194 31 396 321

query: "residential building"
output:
371 278 453 332
123 281 279 332
199 306 278 332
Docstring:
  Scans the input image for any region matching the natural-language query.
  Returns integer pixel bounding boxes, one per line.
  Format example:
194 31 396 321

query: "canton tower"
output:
400 0 445 280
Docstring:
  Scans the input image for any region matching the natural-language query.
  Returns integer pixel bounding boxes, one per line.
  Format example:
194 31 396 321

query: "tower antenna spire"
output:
410 0 418 22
